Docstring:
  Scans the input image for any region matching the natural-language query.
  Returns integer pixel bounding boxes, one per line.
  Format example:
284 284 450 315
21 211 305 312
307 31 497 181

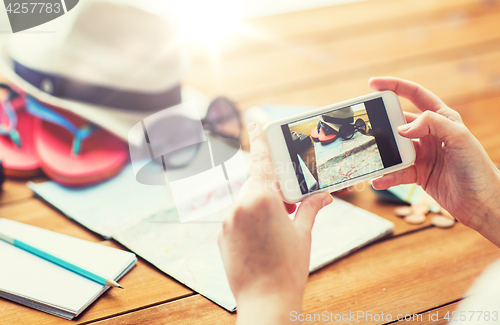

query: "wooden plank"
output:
88 295 234 325
188 0 492 63
237 44 500 109
187 7 500 100
0 199 102 242
86 225 499 325
241 0 490 44
301 224 500 324
88 298 462 325
0 241 194 325
0 177 47 205
454 94 500 163
0 179 34 205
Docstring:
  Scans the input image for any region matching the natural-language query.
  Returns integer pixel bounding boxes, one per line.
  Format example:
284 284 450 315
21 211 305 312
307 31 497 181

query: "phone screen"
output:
281 97 402 194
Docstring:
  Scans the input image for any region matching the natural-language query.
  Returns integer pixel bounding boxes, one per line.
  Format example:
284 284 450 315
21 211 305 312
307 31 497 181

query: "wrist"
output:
474 167 500 247
236 291 303 325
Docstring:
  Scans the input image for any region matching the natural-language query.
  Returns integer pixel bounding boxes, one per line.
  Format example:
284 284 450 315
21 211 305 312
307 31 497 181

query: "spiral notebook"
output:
0 219 137 320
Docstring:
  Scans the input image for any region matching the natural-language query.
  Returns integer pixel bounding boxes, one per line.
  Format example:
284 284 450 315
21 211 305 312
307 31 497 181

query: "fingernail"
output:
398 123 411 132
247 123 257 132
322 195 333 207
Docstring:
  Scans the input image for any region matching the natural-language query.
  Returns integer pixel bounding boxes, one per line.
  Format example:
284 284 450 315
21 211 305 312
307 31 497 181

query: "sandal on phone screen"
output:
311 121 337 144
310 121 323 142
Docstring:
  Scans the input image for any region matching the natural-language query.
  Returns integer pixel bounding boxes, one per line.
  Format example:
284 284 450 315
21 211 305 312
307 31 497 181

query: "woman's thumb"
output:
398 110 465 143
294 193 333 232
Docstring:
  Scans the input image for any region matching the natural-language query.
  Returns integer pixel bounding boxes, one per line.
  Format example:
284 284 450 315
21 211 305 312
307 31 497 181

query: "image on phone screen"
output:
281 97 402 194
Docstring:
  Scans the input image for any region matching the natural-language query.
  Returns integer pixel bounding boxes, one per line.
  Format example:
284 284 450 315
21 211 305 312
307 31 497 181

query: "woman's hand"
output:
369 77 500 246
218 123 333 325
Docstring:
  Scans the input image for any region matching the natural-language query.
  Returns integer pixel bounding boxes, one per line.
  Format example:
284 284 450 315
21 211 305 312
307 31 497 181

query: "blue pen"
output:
0 231 123 289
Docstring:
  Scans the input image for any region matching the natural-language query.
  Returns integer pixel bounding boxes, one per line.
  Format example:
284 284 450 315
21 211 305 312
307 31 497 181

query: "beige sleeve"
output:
452 258 500 324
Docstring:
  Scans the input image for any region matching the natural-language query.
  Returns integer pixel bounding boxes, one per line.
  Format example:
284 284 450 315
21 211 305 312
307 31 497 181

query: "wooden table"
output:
2 0 500 323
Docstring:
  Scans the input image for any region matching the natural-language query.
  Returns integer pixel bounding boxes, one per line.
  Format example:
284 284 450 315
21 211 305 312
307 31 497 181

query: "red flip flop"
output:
319 131 338 144
26 96 128 186
310 121 322 142
311 121 337 144
0 85 40 178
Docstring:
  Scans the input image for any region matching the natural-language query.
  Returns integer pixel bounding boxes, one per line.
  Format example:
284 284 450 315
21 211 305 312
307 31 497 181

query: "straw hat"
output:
320 106 354 132
0 0 188 144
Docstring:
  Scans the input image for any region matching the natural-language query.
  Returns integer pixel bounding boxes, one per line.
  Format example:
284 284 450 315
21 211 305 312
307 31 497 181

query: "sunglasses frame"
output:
338 118 371 140
163 97 242 170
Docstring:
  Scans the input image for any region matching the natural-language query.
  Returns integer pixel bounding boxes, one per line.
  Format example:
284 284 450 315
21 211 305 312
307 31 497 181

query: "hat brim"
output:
319 116 342 132
0 40 206 146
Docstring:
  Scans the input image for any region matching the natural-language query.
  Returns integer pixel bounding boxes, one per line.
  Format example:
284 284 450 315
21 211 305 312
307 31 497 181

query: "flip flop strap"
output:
0 84 22 148
320 121 331 133
25 96 96 155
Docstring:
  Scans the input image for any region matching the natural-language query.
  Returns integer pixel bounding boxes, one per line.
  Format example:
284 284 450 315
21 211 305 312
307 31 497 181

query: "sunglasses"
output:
337 118 371 140
145 97 242 170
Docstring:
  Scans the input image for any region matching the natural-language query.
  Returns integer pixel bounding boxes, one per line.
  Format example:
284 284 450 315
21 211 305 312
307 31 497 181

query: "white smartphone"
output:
264 91 416 203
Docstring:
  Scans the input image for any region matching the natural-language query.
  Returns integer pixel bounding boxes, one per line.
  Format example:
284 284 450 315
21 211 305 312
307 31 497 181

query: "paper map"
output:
113 198 393 311
315 133 384 188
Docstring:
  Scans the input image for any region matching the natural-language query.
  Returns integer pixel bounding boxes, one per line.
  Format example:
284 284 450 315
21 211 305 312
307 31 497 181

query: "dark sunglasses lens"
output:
148 115 204 168
339 124 354 139
206 97 241 139
355 119 367 134
163 143 200 168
